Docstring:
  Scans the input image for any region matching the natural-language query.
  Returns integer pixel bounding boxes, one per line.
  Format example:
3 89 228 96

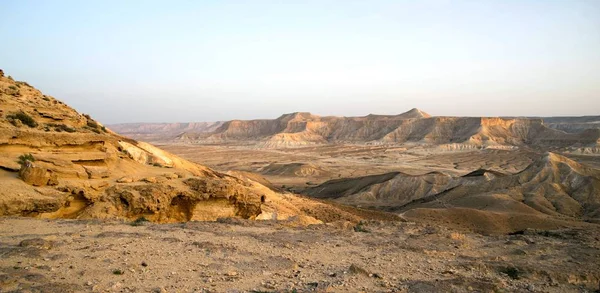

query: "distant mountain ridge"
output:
108 121 225 141
109 109 600 148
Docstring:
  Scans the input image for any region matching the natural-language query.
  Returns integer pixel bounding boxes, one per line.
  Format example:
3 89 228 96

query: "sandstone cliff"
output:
153 110 599 148
0 73 263 222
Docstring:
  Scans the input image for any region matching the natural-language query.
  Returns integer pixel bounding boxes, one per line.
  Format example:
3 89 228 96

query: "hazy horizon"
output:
106 108 600 125
2 0 599 124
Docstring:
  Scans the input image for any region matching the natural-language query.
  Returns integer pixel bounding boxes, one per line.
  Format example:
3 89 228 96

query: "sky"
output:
1 0 599 124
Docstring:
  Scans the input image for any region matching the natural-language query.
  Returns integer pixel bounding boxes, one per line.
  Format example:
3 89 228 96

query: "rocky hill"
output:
541 116 600 133
0 71 382 224
307 152 600 232
112 109 600 149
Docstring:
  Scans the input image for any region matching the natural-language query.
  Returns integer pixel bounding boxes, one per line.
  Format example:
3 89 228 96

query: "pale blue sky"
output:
1 0 599 123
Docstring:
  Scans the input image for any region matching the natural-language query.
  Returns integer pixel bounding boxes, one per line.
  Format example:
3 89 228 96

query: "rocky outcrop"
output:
19 161 58 187
0 71 262 222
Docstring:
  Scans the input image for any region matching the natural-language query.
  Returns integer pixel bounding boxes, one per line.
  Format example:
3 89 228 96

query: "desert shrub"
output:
353 221 370 233
51 123 76 133
130 217 149 226
101 126 107 132
7 75 14 81
500 266 523 280
112 269 124 275
60 124 76 133
8 85 17 90
17 154 35 165
42 96 51 101
16 81 31 87
7 112 38 128
83 125 101 134
87 120 99 129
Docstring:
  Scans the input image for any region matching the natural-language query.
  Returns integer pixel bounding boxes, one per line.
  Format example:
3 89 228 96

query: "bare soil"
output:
1 217 600 292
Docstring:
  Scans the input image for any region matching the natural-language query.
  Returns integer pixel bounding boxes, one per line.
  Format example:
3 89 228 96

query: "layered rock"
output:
0 72 262 222
144 110 600 149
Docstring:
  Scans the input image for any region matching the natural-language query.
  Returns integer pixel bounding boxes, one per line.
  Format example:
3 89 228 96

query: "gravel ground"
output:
1 217 599 293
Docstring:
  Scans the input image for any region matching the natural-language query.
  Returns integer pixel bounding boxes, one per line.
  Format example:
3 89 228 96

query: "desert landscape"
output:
0 68 599 292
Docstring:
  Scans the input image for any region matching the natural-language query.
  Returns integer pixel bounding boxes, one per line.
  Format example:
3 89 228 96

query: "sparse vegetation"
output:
84 125 101 134
353 221 370 233
52 123 77 133
59 124 76 133
17 154 35 165
130 217 149 226
112 269 124 275
42 96 51 101
500 266 523 280
16 81 31 87
7 111 38 128
84 117 106 133
8 85 17 90
87 120 99 129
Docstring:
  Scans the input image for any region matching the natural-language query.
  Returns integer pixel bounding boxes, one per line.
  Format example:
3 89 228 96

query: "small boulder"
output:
142 177 162 183
348 264 370 276
83 166 110 179
19 238 54 250
19 161 50 186
117 176 135 183
163 173 179 180
47 173 59 186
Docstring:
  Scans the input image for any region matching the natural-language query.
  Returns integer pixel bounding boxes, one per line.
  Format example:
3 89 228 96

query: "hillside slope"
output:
0 71 380 224
307 152 600 231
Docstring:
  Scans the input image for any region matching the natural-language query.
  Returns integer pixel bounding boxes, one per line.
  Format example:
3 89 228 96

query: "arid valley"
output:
0 69 598 292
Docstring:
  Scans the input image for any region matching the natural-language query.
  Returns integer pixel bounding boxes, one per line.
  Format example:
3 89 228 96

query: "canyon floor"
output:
1 217 600 293
157 144 600 194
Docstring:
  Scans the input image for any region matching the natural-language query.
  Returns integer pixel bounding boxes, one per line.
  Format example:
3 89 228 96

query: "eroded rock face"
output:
19 162 53 186
83 166 111 179
74 177 262 222
0 70 263 223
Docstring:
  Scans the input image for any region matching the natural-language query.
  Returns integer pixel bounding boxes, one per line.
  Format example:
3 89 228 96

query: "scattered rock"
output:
163 173 179 180
19 238 54 250
83 166 110 179
117 176 135 183
47 173 59 186
348 264 369 276
142 177 159 183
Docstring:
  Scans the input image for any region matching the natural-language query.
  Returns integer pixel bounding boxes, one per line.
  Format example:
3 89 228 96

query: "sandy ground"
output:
1 217 599 293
